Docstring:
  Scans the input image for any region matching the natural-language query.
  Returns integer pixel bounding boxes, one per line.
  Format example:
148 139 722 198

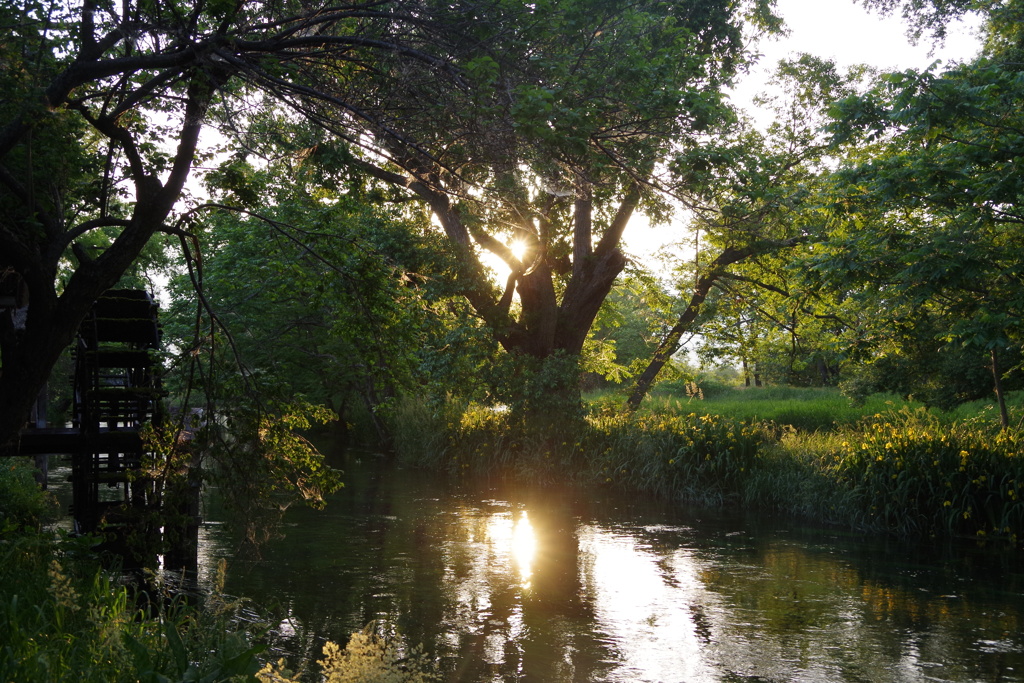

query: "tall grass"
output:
392 395 1024 546
582 411 765 506
0 534 266 682
800 410 1024 539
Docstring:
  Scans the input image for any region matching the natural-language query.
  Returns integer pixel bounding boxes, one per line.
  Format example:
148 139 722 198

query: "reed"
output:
393 398 1024 546
581 411 766 506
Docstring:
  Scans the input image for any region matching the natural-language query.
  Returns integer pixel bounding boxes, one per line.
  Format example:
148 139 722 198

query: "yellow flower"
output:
943 501 951 507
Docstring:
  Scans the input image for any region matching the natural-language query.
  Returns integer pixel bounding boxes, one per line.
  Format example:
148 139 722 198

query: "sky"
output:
754 0 980 73
622 0 984 263
732 0 982 121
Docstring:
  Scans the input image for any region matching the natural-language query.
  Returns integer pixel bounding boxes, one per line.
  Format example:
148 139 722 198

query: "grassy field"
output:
590 385 1024 433
640 386 917 431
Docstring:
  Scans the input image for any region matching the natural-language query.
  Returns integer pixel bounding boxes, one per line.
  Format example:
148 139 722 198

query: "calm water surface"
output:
191 453 1024 682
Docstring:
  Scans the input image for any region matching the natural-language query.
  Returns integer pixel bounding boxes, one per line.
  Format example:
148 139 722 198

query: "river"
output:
176 450 1024 682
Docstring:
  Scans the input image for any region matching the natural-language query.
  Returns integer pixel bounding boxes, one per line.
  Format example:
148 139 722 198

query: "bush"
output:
584 412 766 505
0 458 57 535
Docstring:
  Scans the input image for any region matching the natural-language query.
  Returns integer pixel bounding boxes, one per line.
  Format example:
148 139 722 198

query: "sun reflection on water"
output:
193 466 1024 683
479 508 536 588
510 512 535 586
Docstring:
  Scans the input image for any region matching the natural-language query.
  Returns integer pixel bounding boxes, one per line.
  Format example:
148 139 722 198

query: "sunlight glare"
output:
509 239 528 263
511 512 536 586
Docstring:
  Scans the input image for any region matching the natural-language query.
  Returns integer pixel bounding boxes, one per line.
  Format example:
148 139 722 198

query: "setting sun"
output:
509 239 528 263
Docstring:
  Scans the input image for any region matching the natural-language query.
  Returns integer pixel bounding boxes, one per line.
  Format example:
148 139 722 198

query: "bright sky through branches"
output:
622 0 983 265
733 0 982 112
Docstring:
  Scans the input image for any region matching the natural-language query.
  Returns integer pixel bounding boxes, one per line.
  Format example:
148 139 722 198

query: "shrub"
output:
0 536 266 682
258 623 438 683
825 411 1024 539
0 458 57 535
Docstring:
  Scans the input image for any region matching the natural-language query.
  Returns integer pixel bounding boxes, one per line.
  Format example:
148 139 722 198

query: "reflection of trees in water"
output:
517 489 608 683
424 487 612 681
693 541 1024 681
209 464 1024 682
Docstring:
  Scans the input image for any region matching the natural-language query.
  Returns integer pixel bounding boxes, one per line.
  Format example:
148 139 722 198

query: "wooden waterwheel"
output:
70 289 165 536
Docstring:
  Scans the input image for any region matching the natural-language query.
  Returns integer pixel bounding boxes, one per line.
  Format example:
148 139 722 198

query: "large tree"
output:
812 1 1024 425
162 126 493 446
256 0 781 410
0 0 591 454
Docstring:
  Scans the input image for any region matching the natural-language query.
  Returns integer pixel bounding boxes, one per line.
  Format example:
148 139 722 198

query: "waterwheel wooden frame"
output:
70 289 165 537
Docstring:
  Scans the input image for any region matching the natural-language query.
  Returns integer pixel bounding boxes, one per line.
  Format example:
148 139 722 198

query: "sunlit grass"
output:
629 385 1024 433
605 386 925 432
393 392 1024 547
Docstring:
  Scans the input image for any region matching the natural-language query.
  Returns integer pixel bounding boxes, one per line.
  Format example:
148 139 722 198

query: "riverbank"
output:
4 386 1020 681
0 459 436 682
392 392 1024 547
0 459 265 681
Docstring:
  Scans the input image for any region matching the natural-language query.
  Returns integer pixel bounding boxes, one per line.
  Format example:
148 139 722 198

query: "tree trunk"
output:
0 72 219 456
626 238 804 410
626 244 763 411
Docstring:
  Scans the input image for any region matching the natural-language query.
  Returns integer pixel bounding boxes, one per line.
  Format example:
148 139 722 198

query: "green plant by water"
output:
0 459 437 682
392 390 1024 546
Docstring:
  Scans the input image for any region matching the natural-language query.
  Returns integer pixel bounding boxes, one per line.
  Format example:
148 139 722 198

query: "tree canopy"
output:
0 0 787 453
5 0 1023 462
